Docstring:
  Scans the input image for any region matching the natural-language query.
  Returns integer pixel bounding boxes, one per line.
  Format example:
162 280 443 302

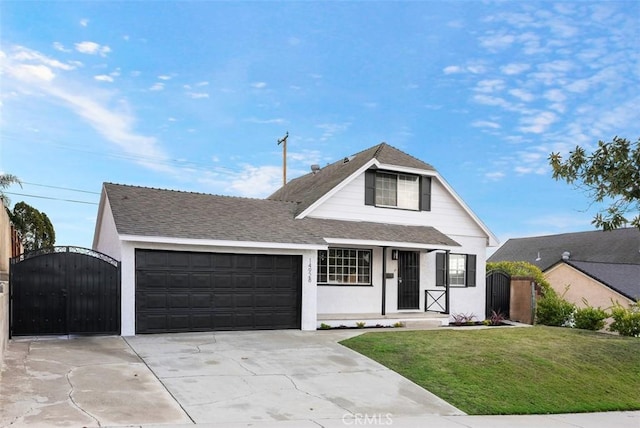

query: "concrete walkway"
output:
0 330 638 428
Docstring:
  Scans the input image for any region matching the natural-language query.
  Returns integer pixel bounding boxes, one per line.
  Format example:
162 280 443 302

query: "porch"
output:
317 311 450 329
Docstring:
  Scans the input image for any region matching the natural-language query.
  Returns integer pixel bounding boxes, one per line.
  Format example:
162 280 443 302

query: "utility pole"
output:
277 131 288 186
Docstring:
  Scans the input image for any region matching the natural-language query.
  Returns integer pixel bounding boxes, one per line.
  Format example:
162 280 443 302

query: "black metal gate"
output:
10 246 121 336
486 270 510 318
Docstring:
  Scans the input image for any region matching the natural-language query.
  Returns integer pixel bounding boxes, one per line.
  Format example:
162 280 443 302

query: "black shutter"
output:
435 252 446 286
365 170 376 206
466 254 476 287
420 176 431 211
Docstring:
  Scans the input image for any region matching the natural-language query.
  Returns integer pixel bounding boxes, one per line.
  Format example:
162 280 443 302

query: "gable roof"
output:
563 260 640 301
100 183 460 249
268 142 435 215
488 228 640 272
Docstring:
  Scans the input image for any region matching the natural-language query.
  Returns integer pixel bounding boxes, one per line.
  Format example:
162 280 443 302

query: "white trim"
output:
118 234 326 251
376 163 438 177
324 237 460 250
296 158 380 219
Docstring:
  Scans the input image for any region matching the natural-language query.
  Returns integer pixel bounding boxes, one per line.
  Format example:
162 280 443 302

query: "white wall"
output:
93 197 122 260
310 174 486 239
119 241 319 335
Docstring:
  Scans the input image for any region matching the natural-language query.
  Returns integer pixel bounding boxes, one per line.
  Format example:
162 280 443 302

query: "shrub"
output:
356 321 366 329
451 313 476 326
609 302 640 337
488 310 506 326
574 305 608 331
319 323 331 330
536 291 575 326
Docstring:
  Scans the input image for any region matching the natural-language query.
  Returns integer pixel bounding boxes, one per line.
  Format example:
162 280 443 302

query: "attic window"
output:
375 172 419 210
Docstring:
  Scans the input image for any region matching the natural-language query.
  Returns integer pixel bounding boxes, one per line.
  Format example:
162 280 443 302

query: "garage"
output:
135 249 302 333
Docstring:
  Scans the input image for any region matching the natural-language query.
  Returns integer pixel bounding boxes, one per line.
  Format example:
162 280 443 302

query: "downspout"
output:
381 247 387 316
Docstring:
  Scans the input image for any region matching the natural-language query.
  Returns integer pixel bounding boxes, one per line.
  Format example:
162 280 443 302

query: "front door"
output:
397 251 420 310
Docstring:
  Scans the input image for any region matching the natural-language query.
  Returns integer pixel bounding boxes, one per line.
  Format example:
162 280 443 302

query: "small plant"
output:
488 310 506 326
573 302 608 331
536 287 575 326
393 321 405 328
319 323 331 330
609 301 640 337
356 321 366 328
451 312 476 326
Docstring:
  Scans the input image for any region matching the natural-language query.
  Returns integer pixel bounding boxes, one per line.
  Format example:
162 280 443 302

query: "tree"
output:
549 136 640 230
0 173 21 207
8 201 56 252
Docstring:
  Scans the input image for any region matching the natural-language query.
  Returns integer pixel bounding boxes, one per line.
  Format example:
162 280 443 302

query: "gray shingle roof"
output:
566 261 640 301
103 183 459 248
488 228 640 271
268 143 435 215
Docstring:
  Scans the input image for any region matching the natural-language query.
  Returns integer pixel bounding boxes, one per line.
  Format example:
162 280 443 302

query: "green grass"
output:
340 326 640 415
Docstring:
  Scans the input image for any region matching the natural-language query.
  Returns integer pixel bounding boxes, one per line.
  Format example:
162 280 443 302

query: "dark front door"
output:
398 251 420 310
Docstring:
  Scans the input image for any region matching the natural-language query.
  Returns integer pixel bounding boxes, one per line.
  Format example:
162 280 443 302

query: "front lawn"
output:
340 326 640 415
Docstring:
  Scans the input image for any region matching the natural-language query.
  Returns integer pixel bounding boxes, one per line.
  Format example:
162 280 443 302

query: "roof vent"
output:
343 155 355 164
561 251 570 261
310 164 320 174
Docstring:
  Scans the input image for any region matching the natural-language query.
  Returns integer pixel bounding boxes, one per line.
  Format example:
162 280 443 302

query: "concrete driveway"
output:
125 330 463 425
0 330 462 427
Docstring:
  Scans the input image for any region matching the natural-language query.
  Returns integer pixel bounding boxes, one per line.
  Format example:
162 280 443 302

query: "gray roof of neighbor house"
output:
102 183 460 248
268 142 436 215
488 228 640 271
488 228 640 301
566 260 640 301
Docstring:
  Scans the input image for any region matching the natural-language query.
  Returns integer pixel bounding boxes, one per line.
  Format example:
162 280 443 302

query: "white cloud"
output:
94 74 114 82
12 46 76 70
187 92 209 99
519 111 557 134
80 18 89 27
75 41 111 57
501 63 530 75
472 120 501 129
479 32 516 50
52 42 71 53
316 122 351 141
11 64 56 82
196 81 209 87
544 89 566 103
443 65 463 74
229 165 282 197
473 94 510 108
245 117 286 125
485 171 505 181
158 75 172 80
509 88 535 102
252 82 267 89
150 82 164 91
475 79 505 93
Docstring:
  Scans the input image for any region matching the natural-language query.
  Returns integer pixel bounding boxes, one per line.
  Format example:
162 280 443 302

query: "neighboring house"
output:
93 143 498 335
488 228 640 309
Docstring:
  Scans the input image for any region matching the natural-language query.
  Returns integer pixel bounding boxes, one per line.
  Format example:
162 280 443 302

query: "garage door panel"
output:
136 250 301 334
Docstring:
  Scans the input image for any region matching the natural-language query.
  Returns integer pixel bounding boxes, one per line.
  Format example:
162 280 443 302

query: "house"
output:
488 228 640 309
93 143 499 335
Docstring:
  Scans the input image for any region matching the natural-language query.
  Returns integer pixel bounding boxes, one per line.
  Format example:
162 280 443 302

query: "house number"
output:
307 258 312 283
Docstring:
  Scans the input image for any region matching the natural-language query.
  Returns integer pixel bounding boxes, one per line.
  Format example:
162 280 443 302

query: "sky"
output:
1 1 638 252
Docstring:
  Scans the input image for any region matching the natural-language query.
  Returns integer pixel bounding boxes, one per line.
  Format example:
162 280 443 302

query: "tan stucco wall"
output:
545 263 633 310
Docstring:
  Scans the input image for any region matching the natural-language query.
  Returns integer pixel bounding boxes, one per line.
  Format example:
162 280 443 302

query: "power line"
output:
22 182 100 195
4 192 98 205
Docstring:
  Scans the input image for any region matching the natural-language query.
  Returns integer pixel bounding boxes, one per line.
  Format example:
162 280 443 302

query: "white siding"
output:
93 197 122 260
309 174 486 239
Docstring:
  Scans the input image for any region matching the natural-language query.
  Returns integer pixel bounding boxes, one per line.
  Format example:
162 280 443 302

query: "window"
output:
375 172 419 210
365 170 431 211
449 254 466 286
435 253 477 287
317 248 372 285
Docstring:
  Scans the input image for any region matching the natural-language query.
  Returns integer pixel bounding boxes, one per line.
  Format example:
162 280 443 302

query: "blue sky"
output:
1 1 638 251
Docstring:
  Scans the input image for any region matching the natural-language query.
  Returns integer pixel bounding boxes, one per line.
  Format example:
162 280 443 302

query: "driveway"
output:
0 330 462 426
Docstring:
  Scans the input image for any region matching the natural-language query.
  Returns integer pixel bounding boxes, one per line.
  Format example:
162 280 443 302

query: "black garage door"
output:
135 250 302 333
